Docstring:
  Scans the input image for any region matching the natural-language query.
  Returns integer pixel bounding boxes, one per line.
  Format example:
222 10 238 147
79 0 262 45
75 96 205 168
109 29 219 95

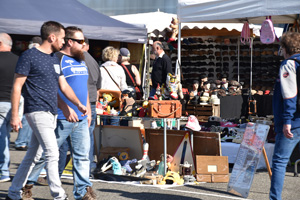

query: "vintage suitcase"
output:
148 100 182 118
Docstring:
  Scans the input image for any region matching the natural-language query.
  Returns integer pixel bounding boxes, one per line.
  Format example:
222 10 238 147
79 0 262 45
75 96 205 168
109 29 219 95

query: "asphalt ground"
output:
0 132 299 200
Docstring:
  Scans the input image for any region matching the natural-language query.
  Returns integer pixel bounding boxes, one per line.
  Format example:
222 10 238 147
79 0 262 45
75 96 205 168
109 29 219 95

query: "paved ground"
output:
0 132 299 200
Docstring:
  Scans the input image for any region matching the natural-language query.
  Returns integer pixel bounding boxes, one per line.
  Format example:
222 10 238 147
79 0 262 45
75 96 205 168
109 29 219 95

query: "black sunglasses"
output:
67 38 85 44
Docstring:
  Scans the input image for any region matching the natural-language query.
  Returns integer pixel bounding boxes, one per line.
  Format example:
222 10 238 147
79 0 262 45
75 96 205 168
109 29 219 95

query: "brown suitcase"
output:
147 100 182 118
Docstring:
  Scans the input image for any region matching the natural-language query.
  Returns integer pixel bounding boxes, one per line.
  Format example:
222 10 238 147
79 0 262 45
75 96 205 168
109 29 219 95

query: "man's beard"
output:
52 44 61 53
71 48 85 61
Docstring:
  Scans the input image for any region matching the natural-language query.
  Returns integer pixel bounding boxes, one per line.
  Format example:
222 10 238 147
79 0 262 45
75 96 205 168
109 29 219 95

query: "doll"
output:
168 17 179 43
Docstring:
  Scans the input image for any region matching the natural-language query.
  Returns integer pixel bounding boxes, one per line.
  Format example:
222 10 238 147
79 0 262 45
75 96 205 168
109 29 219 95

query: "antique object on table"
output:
147 100 182 118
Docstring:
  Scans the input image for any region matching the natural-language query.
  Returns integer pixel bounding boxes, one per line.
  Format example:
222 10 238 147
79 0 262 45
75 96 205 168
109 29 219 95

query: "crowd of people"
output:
0 19 300 200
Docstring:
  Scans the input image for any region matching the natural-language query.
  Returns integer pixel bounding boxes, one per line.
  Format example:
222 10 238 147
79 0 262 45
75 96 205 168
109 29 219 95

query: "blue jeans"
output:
15 115 32 147
149 88 156 97
58 138 71 177
56 118 92 199
0 102 11 177
8 111 66 200
89 104 96 173
27 118 92 199
102 116 120 126
269 128 300 200
27 137 71 184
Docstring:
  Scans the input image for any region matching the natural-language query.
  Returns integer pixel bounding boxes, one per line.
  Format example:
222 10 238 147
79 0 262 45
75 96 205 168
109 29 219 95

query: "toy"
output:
166 73 183 100
100 156 123 175
119 89 136 116
156 84 162 100
141 143 150 161
102 93 119 109
160 171 184 185
118 151 129 161
130 159 156 177
188 80 199 105
120 159 137 173
168 17 179 43
138 101 149 117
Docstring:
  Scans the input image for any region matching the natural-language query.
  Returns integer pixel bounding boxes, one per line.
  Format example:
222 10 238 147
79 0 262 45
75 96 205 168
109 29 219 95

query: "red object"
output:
220 122 238 127
138 108 147 117
264 90 270 95
167 38 175 43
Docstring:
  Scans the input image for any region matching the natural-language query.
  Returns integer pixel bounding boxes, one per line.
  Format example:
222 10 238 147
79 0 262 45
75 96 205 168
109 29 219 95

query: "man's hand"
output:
87 113 92 127
62 106 79 122
10 116 22 132
77 103 88 117
283 124 293 138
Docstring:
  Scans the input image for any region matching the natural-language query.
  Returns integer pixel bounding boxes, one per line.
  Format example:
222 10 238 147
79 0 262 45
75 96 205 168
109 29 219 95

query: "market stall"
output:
0 0 147 44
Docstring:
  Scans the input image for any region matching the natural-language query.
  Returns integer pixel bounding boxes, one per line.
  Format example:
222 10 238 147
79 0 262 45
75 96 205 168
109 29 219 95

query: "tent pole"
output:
250 37 253 95
238 37 240 83
176 22 182 81
142 42 148 99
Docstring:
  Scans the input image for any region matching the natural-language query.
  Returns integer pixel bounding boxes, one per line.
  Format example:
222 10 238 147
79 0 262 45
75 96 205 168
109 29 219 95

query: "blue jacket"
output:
273 53 300 133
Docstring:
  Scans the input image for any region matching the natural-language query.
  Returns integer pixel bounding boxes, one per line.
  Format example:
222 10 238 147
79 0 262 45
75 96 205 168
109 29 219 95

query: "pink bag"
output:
241 21 252 47
260 16 277 44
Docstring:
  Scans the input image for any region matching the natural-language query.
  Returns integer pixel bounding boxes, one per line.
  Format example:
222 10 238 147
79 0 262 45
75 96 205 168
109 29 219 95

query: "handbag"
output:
121 64 143 100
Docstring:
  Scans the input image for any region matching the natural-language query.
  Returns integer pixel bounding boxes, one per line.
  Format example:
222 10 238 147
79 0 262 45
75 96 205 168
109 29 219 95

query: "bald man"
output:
0 33 19 182
150 41 172 97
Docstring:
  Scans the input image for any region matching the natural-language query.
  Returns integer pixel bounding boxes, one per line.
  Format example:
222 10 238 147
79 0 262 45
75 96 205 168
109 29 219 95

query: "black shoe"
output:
15 146 28 151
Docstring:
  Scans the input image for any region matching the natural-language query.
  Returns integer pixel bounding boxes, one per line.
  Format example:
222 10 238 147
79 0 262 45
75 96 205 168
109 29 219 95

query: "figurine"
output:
166 73 183 100
119 89 137 116
138 101 149 117
168 17 179 43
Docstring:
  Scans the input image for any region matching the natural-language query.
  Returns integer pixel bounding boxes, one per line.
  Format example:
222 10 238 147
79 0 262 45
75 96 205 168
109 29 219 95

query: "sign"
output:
227 122 270 198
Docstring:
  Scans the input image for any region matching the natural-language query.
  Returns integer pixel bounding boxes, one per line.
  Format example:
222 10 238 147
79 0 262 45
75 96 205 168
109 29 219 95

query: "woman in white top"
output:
100 46 127 91
99 46 127 126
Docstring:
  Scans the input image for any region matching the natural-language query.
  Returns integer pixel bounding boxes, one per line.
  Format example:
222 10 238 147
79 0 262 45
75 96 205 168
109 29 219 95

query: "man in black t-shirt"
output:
0 33 18 183
7 21 87 200
150 41 172 97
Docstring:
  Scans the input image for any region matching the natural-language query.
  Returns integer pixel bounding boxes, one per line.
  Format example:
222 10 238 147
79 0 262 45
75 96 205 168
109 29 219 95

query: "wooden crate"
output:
186 104 220 122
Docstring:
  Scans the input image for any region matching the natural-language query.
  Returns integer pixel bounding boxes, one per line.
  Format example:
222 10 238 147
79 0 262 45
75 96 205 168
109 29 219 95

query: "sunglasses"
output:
67 38 85 44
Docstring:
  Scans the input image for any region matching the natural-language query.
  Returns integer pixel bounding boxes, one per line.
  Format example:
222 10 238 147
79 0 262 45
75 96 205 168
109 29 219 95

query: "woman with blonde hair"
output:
100 46 127 91
99 46 127 125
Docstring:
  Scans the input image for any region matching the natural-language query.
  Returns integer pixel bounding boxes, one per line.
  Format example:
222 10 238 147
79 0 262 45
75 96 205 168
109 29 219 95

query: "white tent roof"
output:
178 0 300 24
112 11 283 37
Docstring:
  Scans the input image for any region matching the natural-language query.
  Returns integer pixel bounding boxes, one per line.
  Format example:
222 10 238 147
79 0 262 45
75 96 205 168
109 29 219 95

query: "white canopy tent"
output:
176 0 299 90
112 10 283 37
177 0 300 24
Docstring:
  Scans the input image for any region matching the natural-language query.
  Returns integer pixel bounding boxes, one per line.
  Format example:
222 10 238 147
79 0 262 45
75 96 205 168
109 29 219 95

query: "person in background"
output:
15 36 42 151
99 46 127 126
270 32 300 200
83 37 101 174
118 47 141 99
150 41 172 97
28 36 42 49
0 33 19 183
7 21 87 200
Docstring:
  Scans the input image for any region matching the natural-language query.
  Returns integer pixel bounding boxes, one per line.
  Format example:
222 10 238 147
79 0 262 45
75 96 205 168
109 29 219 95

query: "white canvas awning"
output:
112 11 283 38
177 0 300 24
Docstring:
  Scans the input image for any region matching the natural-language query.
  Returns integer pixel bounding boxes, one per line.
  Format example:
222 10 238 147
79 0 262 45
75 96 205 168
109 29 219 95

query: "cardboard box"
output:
98 147 130 161
196 156 229 183
196 174 229 183
196 156 229 174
